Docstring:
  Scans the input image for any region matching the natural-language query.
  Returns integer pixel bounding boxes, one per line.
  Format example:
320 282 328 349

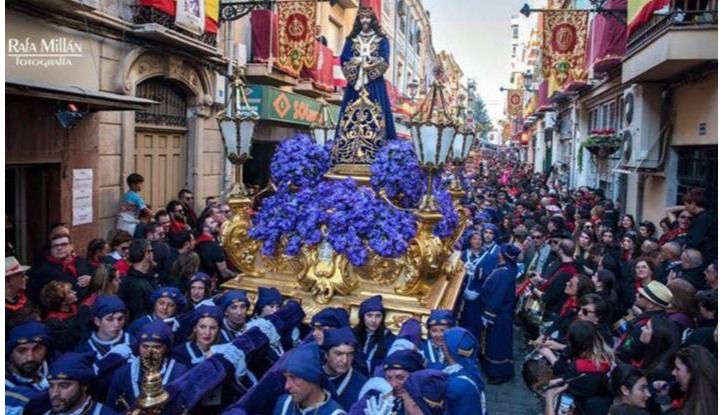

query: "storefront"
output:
243 84 340 187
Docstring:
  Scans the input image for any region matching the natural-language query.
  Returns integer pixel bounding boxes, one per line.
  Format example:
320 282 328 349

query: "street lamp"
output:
407 78 420 100
309 99 335 146
448 102 476 198
217 76 259 196
408 69 458 214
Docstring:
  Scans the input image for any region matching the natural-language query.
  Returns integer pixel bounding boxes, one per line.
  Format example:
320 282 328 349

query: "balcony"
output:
623 0 717 82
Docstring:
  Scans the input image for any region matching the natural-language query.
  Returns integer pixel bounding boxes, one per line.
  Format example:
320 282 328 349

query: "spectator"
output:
28 233 93 305
145 222 170 277
167 251 201 290
608 364 651 415
194 213 235 281
118 239 159 321
678 249 706 290
681 188 716 265
186 272 212 309
154 209 172 237
85 238 109 273
89 263 122 297
40 280 92 352
178 188 197 228
166 200 190 234
6 256 38 333
703 260 716 289
117 173 152 235
666 279 698 332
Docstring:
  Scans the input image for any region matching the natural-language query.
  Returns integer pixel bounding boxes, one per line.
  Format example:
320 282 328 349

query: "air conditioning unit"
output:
233 43 247 68
544 112 557 130
620 84 663 170
214 74 226 105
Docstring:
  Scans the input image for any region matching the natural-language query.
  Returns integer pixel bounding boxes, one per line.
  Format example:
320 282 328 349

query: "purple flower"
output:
371 140 425 208
270 133 331 188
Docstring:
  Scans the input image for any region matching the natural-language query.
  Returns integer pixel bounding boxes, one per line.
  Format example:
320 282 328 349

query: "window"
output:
512 44 517 58
512 25 519 39
676 146 717 211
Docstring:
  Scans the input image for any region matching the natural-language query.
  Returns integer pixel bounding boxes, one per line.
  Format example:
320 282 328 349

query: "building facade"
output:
507 0 718 225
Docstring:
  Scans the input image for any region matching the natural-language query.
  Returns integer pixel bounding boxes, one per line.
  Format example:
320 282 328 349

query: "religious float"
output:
218 7 478 329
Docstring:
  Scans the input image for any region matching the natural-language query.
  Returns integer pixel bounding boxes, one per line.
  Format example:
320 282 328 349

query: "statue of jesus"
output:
332 7 397 166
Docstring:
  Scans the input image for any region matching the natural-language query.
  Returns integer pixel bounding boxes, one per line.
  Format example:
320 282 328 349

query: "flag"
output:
277 1 317 77
507 89 523 117
205 0 219 33
542 10 589 97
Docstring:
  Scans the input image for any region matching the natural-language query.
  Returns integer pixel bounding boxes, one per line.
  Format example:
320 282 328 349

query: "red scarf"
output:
46 255 78 278
559 297 577 317
196 233 215 244
6 292 29 312
114 259 131 277
46 304 78 321
575 358 612 373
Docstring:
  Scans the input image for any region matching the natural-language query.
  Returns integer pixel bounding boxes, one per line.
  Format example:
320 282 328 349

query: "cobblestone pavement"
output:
485 327 542 415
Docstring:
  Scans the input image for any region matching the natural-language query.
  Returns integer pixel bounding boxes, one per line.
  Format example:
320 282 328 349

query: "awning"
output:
6 79 157 111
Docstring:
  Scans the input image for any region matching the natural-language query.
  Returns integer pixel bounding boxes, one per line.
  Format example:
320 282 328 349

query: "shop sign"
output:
247 85 340 127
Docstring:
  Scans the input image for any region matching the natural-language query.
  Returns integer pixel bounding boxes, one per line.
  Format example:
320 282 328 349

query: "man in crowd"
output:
6 256 37 333
46 353 118 415
321 327 367 410
118 239 160 321
194 213 236 281
6 321 52 414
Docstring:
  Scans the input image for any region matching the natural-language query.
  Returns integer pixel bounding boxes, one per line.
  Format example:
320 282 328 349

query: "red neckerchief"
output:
46 255 78 278
80 292 97 308
196 233 215 244
541 262 578 291
671 396 685 410
89 259 101 269
46 304 78 321
170 219 186 234
575 358 611 373
114 259 130 277
5 292 29 312
559 297 577 317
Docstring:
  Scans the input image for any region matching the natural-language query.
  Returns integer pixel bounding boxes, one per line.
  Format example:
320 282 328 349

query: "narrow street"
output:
486 328 541 415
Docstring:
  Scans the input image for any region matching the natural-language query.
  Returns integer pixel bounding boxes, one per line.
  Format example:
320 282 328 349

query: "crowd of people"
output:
5 148 718 415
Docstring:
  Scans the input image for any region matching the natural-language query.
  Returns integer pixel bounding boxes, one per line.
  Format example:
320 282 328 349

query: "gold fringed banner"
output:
542 10 589 97
277 1 317 77
507 89 523 118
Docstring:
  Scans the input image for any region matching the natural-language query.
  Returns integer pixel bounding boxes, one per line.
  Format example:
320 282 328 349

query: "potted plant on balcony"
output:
582 128 623 158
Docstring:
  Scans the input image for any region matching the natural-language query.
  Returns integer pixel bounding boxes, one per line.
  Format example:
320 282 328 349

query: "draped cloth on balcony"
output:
587 0 628 75
138 0 219 34
251 10 279 65
628 0 670 34
301 41 334 93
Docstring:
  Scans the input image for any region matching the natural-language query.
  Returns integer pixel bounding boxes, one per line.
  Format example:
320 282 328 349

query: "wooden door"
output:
134 130 186 211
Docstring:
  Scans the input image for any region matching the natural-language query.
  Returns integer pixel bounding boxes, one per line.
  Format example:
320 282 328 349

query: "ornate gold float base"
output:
221 176 468 331
221 250 465 331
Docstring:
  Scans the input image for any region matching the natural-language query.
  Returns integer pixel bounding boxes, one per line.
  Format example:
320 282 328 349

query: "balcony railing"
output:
131 5 218 47
628 0 717 52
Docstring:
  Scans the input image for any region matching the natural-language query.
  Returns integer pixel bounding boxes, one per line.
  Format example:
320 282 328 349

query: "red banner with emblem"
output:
277 1 317 77
507 89 523 118
542 10 589 97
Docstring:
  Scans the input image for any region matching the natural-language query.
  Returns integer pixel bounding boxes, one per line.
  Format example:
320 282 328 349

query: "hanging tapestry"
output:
507 89 523 118
542 10 589 97
277 1 317 77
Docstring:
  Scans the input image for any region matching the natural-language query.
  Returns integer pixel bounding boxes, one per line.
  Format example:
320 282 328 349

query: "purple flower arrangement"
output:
250 135 422 266
370 140 424 209
270 133 331 188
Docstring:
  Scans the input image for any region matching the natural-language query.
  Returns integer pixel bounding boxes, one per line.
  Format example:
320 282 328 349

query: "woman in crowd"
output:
626 315 680 381
657 217 675 245
608 364 651 415
639 221 657 242
543 320 614 414
664 345 717 415
166 251 201 290
40 280 92 351
619 214 637 237
186 272 212 309
86 238 110 273
665 279 698 332
90 264 122 297
354 294 395 376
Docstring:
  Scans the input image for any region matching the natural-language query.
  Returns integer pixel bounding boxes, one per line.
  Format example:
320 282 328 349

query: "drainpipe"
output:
222 20 234 196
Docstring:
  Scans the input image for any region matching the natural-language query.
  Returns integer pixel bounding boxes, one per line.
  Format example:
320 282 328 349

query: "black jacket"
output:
27 256 92 305
119 267 161 321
